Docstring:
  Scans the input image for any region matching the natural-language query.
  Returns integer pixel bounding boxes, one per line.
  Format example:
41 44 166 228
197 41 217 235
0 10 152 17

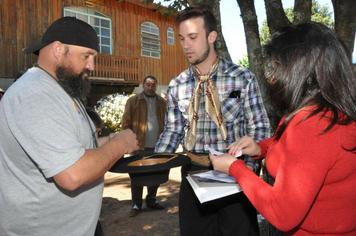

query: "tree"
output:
261 0 355 59
236 0 280 128
332 0 356 57
260 1 334 46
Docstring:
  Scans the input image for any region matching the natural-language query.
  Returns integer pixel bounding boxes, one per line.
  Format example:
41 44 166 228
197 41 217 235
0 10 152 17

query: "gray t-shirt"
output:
0 67 103 236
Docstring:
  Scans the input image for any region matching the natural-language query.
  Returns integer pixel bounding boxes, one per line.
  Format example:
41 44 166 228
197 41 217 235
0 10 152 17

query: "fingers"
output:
209 153 236 175
227 137 248 155
109 132 116 140
227 143 240 156
124 130 139 153
112 129 139 153
227 136 261 157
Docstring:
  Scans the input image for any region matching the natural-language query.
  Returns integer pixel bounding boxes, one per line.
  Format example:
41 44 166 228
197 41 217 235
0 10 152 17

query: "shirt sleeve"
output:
256 137 274 158
155 86 184 153
242 73 271 167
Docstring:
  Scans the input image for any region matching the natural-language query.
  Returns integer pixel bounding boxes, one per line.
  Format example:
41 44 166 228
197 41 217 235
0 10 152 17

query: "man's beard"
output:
56 65 91 101
190 39 210 66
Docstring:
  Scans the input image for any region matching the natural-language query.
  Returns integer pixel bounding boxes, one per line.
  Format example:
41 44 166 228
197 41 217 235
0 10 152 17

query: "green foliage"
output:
237 54 249 69
311 1 333 27
141 0 186 17
260 0 334 45
94 93 133 133
259 22 271 49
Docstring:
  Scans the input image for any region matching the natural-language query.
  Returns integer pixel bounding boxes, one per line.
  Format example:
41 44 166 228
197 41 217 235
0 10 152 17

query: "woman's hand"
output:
227 136 261 157
209 153 237 175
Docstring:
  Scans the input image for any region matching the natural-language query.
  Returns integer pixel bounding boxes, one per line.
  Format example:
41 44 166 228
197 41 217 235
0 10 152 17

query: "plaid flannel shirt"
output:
155 57 271 167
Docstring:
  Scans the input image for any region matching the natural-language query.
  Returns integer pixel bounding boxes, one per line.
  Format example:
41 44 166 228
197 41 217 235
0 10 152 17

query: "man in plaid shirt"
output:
155 4 270 236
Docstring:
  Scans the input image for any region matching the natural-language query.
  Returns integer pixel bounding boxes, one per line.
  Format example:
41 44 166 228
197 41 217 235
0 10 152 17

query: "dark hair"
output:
264 21 356 142
143 75 157 85
86 107 102 128
175 4 217 39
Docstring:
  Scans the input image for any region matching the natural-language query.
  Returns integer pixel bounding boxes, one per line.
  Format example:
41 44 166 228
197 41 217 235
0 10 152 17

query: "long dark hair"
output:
264 21 356 141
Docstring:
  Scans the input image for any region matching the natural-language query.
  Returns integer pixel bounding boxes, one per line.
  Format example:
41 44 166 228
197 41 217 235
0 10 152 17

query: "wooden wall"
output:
0 0 189 86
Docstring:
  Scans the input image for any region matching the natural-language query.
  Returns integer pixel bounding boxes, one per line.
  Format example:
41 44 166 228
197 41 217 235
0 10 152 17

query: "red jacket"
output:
230 108 356 235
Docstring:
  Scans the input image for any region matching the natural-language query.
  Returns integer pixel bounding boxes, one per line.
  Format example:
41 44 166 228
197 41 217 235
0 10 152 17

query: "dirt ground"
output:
99 166 270 236
99 166 182 236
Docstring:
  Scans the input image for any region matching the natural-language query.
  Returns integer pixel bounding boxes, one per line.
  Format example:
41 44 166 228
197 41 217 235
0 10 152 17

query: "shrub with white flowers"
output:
94 93 134 133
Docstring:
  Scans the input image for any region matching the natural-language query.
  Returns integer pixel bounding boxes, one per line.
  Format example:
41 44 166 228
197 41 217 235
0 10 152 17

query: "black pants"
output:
179 164 260 236
130 148 160 208
131 183 159 208
94 221 105 236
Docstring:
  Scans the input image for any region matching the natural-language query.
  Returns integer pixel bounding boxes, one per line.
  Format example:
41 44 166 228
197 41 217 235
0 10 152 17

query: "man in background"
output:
122 75 167 217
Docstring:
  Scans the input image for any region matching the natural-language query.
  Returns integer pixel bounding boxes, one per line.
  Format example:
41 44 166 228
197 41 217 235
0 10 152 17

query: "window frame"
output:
167 27 175 45
64 7 112 55
141 22 160 59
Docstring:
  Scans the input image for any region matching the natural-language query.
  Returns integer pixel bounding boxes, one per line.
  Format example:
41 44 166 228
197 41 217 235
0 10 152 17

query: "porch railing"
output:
92 54 139 83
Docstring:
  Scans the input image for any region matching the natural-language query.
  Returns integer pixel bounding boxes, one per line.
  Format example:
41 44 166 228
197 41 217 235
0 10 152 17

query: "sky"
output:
220 0 356 63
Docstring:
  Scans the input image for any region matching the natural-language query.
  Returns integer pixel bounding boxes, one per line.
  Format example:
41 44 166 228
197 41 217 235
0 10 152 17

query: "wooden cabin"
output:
0 0 189 106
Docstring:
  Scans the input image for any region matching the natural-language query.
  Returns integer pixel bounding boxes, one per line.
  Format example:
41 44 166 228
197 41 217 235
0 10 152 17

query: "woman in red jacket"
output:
210 21 356 235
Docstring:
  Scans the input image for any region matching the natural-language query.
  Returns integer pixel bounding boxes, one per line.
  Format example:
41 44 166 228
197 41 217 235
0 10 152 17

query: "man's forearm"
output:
54 130 138 191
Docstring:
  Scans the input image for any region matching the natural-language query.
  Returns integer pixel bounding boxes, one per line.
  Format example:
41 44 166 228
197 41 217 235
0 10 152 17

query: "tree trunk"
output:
264 0 292 33
204 0 232 62
293 0 312 23
237 0 280 130
187 0 199 6
332 0 356 60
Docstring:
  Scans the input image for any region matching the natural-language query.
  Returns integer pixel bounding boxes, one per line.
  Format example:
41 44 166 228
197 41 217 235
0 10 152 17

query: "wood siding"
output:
0 0 189 86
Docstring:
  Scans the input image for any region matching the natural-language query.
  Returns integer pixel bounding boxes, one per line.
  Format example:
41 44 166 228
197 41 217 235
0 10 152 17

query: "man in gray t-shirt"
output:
0 17 138 236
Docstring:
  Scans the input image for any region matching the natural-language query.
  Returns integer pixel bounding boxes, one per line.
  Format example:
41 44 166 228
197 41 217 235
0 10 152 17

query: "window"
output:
64 7 112 54
141 22 160 58
167 27 174 45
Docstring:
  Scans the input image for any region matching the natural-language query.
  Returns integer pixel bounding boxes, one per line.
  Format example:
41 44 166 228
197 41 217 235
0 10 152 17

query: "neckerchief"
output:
186 57 227 151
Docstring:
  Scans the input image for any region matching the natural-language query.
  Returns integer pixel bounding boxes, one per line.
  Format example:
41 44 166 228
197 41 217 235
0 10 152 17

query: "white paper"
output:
186 174 242 203
206 145 242 157
192 170 237 183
